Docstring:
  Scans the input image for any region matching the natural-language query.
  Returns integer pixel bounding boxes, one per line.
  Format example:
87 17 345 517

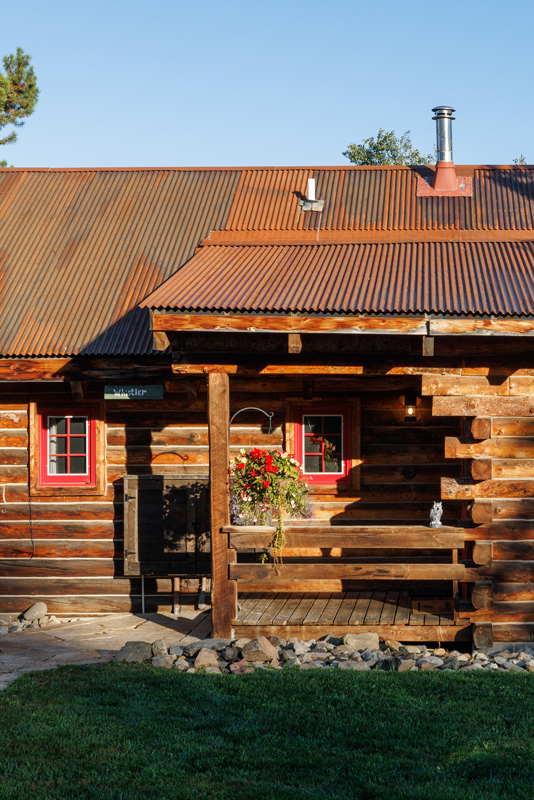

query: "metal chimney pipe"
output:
432 106 455 163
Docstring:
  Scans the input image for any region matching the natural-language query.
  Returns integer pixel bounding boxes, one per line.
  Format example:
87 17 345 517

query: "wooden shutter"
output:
123 474 209 576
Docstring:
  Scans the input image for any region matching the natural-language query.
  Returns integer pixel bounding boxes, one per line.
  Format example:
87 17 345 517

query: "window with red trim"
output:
294 407 351 485
38 409 97 487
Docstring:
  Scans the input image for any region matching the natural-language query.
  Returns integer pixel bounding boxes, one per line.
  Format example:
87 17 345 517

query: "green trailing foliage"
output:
343 128 433 166
0 47 39 166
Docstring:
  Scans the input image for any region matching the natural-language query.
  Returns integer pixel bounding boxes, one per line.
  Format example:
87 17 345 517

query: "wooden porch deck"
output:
233 590 472 642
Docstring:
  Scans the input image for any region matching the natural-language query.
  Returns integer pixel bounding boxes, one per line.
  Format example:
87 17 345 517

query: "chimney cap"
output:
432 105 455 120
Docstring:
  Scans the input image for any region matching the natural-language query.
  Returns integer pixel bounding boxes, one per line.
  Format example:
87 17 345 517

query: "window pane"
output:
70 437 86 455
50 417 67 435
325 457 342 473
304 454 321 472
70 456 86 474
50 437 67 455
70 417 87 435
305 437 322 453
323 416 343 435
50 456 68 474
304 416 322 434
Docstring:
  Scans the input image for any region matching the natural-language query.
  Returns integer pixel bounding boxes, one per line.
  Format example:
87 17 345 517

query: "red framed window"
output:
294 407 351 486
38 409 96 487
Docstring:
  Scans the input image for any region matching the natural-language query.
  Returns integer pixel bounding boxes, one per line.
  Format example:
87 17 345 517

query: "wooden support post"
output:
422 336 434 356
173 577 181 616
288 333 302 353
153 330 171 352
208 372 235 639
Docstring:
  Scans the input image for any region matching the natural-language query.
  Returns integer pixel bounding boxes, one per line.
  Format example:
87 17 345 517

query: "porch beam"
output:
208 372 235 639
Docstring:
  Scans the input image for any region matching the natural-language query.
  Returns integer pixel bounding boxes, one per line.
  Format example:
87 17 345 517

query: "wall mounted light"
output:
404 390 418 421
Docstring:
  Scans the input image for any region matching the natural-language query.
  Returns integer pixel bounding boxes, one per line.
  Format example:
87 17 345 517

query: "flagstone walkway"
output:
0 610 211 690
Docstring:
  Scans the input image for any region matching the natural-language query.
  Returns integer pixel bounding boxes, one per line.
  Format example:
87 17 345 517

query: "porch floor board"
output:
233 590 472 642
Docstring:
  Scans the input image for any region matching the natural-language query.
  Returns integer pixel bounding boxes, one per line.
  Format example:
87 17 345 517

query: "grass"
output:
1 664 534 800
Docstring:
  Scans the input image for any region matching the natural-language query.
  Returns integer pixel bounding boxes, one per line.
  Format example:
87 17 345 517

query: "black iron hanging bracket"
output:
229 407 274 436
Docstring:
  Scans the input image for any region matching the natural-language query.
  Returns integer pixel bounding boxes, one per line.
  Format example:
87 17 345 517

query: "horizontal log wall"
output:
427 374 534 643
0 373 462 615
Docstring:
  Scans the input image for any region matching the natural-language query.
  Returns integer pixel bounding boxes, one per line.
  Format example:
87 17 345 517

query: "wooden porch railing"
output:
213 523 469 640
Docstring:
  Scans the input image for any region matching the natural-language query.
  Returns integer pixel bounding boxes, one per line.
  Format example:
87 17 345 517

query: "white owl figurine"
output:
430 501 443 528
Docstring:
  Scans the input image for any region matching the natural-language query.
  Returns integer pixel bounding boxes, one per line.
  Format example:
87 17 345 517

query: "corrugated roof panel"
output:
142 241 534 317
0 168 241 355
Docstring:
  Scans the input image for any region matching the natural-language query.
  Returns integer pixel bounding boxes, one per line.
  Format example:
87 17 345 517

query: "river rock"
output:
151 639 168 656
22 602 47 622
194 649 220 669
289 641 310 656
338 660 370 671
221 646 240 662
116 641 153 663
397 659 416 672
242 636 279 663
230 660 255 674
169 645 183 657
183 638 231 657
151 655 175 668
343 632 380 651
267 636 287 648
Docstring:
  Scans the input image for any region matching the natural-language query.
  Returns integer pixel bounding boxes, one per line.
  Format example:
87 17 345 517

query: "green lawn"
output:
1 664 533 800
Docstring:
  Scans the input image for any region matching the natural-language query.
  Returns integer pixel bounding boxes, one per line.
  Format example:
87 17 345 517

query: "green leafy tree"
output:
0 47 39 167
513 154 527 165
343 128 433 166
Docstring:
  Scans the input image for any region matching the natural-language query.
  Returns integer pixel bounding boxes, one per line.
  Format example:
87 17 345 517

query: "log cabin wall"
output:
2 332 534 648
423 349 534 649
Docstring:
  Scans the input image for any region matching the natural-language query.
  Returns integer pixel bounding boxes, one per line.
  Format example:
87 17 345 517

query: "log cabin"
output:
2 109 534 650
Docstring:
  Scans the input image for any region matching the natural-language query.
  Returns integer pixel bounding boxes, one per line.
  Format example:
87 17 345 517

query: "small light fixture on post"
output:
404 390 418 421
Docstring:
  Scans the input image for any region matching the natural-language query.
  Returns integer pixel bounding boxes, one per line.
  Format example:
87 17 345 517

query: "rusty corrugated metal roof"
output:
1 165 534 356
142 241 534 317
224 166 534 232
0 168 240 356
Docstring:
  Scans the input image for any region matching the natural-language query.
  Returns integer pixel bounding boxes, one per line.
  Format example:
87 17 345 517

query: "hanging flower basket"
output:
229 448 313 571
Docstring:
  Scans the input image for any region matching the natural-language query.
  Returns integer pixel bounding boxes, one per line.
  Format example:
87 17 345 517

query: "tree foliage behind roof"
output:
0 47 39 149
343 128 433 166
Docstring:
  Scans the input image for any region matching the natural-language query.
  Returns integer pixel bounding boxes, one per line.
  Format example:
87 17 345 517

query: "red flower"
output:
237 463 245 469
263 480 269 488
251 470 256 476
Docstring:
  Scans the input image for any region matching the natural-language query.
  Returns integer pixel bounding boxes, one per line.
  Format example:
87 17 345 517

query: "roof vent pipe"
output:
432 105 457 192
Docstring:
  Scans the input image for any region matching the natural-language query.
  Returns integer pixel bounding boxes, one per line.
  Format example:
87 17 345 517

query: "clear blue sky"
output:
2 0 533 168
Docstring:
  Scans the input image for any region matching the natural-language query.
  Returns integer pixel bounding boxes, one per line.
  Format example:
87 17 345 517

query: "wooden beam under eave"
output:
153 312 534 337
173 363 370 375
154 313 428 335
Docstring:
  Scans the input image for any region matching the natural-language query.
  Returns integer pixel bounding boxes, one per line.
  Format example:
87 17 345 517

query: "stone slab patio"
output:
0 610 211 690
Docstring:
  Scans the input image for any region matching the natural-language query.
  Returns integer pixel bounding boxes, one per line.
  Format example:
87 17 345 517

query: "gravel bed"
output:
115 631 534 674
